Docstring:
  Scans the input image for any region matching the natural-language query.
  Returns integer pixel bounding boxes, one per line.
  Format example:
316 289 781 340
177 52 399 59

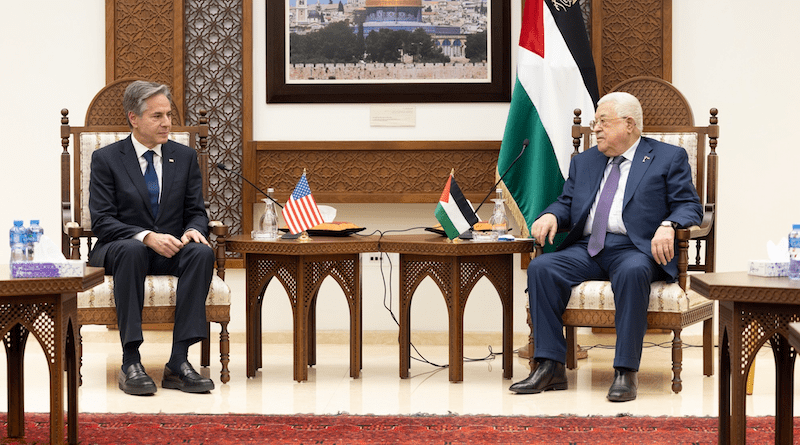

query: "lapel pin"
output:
643 156 650 163
169 159 175 163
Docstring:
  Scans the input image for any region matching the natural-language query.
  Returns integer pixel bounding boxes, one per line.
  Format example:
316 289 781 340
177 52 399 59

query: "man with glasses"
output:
509 92 702 402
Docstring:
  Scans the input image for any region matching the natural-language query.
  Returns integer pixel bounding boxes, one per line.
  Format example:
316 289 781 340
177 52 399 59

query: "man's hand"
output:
143 232 184 258
181 229 210 247
531 213 559 246
651 226 675 266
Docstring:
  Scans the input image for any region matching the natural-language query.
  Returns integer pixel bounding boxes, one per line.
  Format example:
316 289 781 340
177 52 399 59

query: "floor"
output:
0 324 792 419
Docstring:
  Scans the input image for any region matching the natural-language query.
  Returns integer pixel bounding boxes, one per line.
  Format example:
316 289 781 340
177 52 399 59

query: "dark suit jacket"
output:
88 135 209 266
541 136 702 280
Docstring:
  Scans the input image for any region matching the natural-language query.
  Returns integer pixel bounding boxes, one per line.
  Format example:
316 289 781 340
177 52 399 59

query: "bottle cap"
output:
13 220 23 226
30 220 39 225
794 224 800 230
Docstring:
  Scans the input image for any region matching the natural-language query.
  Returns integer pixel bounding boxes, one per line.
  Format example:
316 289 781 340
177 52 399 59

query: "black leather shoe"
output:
163 361 215 393
607 369 638 402
509 359 568 394
118 363 157 396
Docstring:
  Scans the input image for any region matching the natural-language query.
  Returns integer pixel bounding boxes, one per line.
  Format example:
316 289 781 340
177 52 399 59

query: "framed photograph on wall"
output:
266 0 511 103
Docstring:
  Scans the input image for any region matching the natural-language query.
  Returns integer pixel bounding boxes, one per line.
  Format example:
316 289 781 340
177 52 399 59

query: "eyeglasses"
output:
589 117 627 131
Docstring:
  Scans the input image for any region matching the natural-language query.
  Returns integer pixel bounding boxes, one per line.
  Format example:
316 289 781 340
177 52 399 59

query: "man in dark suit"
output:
509 92 702 402
89 81 215 395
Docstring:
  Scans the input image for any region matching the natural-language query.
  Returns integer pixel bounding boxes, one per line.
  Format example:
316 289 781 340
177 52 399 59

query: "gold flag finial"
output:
450 168 455 177
303 168 307 175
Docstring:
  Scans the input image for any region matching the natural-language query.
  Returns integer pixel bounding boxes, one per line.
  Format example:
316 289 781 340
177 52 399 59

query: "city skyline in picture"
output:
289 0 351 5
285 0 490 83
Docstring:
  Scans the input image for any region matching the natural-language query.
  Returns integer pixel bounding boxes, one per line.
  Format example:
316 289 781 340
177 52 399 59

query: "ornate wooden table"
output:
691 272 800 445
379 234 534 382
0 265 104 445
226 234 380 381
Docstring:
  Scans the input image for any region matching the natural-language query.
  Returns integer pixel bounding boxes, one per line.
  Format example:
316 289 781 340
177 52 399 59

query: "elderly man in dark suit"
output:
89 81 215 395
510 92 702 402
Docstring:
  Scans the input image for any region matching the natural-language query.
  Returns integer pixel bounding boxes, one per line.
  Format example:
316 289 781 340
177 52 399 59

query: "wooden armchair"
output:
529 77 718 393
60 79 231 383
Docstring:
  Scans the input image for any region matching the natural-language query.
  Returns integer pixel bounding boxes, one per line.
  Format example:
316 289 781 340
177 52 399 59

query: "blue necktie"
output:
587 156 623 257
143 150 159 218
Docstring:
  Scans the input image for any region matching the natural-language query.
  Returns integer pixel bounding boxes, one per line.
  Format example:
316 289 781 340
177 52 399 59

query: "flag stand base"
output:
297 231 312 243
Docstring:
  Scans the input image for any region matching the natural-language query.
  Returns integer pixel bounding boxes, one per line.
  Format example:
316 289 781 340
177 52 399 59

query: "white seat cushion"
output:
78 274 230 309
565 280 709 313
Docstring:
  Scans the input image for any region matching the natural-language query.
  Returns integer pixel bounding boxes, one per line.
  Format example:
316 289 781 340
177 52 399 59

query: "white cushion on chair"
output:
78 132 191 231
77 274 230 309
565 280 709 313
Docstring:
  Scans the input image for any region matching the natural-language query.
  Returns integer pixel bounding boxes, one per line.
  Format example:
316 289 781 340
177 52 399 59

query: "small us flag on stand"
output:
282 170 324 234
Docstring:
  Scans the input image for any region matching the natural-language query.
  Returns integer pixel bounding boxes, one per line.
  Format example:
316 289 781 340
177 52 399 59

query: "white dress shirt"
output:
583 138 641 237
132 134 163 200
131 134 163 242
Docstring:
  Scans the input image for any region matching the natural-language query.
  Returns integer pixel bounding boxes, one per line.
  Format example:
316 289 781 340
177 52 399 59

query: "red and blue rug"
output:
0 413 789 444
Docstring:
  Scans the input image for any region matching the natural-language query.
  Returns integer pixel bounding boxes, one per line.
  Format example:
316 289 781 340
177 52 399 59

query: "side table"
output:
0 265 104 445
226 234 379 381
691 272 800 445
379 234 534 382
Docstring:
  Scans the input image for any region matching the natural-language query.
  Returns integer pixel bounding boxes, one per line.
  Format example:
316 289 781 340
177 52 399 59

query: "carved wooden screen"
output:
106 0 186 115
251 141 501 204
590 0 672 93
184 0 246 239
105 0 246 240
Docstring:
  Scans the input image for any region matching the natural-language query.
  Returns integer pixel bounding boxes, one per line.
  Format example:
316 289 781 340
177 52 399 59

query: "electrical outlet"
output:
362 252 398 267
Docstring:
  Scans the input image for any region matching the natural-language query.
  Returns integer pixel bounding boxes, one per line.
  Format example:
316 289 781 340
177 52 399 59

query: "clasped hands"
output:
144 229 210 258
530 214 675 266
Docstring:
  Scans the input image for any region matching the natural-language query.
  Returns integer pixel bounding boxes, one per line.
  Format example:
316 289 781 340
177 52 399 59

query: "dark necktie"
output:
587 156 623 257
143 150 159 218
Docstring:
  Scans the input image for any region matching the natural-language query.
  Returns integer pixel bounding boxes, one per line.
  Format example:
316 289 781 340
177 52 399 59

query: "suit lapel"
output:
623 138 655 207
120 137 153 217
578 151 611 218
160 141 176 213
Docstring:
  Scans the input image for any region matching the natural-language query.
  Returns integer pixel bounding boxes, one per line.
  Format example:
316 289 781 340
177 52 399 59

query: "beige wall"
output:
3 0 797 337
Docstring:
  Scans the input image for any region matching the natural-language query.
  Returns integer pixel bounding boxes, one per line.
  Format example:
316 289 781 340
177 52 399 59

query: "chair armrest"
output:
62 202 73 235
209 220 228 237
677 203 715 241
63 221 89 260
208 221 228 280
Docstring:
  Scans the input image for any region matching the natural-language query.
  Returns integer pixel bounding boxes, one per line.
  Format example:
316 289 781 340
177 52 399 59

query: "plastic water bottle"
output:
27 220 43 261
258 188 279 241
789 224 800 280
9 220 26 262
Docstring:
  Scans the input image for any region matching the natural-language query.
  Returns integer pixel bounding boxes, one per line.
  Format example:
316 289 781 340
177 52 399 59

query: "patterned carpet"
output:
0 413 789 444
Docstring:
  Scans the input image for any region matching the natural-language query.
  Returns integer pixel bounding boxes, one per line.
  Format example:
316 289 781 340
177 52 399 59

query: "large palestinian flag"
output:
498 0 599 244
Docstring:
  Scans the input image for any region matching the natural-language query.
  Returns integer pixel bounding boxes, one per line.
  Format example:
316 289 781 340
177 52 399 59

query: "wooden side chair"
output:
60 78 231 383
528 77 719 393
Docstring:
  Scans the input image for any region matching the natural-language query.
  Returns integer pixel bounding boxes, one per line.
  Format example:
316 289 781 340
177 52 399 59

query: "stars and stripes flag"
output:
282 172 324 234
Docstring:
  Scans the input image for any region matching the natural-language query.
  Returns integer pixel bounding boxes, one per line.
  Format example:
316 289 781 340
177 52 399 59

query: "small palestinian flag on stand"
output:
434 170 479 240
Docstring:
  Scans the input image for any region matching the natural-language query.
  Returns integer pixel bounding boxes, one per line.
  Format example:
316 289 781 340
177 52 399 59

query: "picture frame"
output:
266 0 511 103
